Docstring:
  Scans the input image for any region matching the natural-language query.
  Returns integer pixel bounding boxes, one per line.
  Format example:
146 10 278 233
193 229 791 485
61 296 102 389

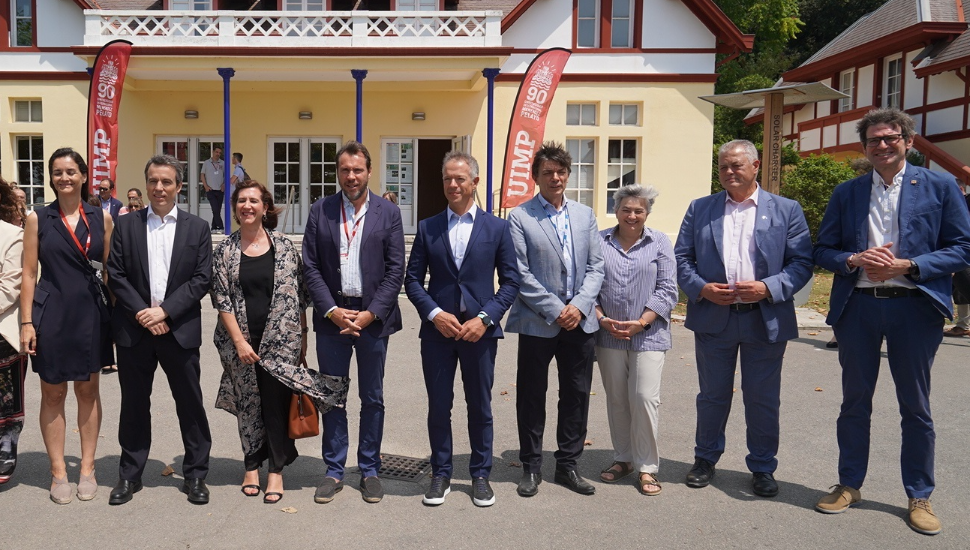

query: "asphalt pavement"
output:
2 301 968 549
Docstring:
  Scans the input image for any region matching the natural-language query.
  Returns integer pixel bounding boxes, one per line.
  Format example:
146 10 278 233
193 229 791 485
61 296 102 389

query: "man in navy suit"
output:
675 139 813 498
97 178 124 220
303 141 405 505
813 108 970 535
106 155 213 506
405 151 519 507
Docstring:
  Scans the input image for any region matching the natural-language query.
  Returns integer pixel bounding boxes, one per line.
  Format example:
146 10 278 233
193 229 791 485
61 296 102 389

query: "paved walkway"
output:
2 299 967 549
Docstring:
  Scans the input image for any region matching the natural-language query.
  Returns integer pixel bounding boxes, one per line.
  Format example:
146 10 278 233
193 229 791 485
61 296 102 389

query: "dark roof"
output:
458 0 521 15
916 1 970 73
799 0 920 67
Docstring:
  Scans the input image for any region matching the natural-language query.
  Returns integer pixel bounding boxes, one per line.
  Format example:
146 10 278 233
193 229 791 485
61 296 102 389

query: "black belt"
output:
339 296 364 308
729 302 760 312
854 287 922 299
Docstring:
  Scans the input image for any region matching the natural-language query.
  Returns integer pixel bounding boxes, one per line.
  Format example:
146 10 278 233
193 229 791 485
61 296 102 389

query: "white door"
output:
268 137 341 233
382 139 417 233
156 136 224 222
195 138 225 224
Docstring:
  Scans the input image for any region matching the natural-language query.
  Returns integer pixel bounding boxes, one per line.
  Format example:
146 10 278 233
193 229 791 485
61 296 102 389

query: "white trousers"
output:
596 347 664 474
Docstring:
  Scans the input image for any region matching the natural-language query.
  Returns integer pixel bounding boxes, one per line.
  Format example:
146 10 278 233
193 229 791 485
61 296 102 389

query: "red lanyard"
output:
59 205 91 259
340 204 364 254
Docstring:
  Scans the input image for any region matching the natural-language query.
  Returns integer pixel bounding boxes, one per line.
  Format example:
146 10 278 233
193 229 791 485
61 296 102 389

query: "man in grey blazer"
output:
506 142 604 497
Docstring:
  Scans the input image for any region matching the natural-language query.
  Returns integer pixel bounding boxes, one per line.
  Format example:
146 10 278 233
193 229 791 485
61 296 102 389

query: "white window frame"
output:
13 100 43 122
576 0 599 48
608 103 639 126
607 138 637 213
397 0 436 10
839 70 854 113
168 0 214 11
566 138 595 208
566 103 597 126
611 0 633 48
884 55 902 110
15 135 44 208
284 0 325 10
12 0 33 47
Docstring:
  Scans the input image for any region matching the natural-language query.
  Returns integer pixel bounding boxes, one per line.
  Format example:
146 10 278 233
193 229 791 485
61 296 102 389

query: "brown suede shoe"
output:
815 484 861 513
943 326 969 337
908 498 942 535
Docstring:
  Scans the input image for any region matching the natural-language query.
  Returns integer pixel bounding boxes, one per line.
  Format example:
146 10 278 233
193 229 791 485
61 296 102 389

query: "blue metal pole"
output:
482 68 500 214
351 69 368 142
218 67 234 236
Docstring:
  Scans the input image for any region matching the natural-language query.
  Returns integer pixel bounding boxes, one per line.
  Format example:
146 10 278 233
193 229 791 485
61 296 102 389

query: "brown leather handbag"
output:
288 392 319 439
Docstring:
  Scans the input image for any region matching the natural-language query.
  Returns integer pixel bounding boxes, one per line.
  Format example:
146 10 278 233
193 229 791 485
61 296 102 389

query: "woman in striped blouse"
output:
594 184 678 496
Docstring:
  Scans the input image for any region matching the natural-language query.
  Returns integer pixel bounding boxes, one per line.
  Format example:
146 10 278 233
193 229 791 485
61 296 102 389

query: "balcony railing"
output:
83 10 502 48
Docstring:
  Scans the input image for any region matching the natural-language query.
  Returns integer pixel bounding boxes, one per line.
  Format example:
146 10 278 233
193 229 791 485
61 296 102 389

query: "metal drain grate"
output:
377 454 432 481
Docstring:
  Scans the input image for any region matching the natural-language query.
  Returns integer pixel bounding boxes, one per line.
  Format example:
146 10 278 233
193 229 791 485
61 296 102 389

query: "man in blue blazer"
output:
675 139 813 498
303 141 405 505
506 142 605 497
813 109 970 535
405 151 519 507
97 178 124 220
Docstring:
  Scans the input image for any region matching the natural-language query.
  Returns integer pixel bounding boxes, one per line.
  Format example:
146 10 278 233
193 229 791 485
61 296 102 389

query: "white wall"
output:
37 0 85 47
927 71 965 104
822 125 837 148
857 65 874 107
501 52 716 75
0 53 89 72
926 106 964 135
642 0 716 49
903 49 922 110
502 0 572 48
800 128 820 150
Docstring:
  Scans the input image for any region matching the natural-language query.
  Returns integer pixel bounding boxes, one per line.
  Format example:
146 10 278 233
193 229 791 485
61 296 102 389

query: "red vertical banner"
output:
87 39 133 196
500 48 571 209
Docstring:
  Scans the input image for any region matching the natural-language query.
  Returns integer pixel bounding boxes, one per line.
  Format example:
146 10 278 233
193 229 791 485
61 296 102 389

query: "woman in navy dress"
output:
20 148 114 504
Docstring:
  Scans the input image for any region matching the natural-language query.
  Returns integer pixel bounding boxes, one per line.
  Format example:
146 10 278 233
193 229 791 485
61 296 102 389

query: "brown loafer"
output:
943 326 969 337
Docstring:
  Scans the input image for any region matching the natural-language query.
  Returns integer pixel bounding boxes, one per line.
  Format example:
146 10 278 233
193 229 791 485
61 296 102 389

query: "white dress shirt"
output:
146 204 179 307
537 194 575 299
722 186 759 301
339 193 368 298
427 204 478 321
856 164 916 289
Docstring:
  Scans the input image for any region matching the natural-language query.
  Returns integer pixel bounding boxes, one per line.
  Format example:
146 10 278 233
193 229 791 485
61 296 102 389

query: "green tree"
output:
780 154 857 240
788 0 888 65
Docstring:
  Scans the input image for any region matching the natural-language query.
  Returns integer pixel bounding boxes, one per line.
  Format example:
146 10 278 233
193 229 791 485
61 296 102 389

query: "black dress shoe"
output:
108 479 143 505
554 469 595 495
752 472 779 497
182 478 210 505
686 457 716 488
517 472 541 497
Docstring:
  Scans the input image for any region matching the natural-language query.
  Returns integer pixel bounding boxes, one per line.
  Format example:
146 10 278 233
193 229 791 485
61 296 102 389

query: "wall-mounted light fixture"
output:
412 112 426 121
299 111 313 120
184 110 199 119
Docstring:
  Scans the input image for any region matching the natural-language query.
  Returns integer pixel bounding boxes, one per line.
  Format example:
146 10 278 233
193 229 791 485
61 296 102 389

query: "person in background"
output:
212 179 348 504
201 147 225 233
97 178 124 220
381 191 398 205
595 184 677 496
20 148 114 504
119 188 144 216
0 178 27 485
10 184 28 228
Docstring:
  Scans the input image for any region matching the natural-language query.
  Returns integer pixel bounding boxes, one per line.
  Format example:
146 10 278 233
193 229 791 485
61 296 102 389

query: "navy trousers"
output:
421 337 497 479
316 330 388 480
833 292 941 499
693 308 786 473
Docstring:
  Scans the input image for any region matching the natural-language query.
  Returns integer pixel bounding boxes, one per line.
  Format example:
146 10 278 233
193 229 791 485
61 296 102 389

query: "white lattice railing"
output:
83 10 502 47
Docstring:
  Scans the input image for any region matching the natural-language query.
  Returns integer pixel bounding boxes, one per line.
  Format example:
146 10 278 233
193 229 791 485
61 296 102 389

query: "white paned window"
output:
15 136 44 207
12 0 32 47
397 0 436 9
839 70 854 112
885 56 902 109
566 139 595 207
169 0 213 10
285 0 326 9
566 103 596 126
577 0 598 48
611 0 633 48
609 104 639 126
14 100 42 122
607 139 637 213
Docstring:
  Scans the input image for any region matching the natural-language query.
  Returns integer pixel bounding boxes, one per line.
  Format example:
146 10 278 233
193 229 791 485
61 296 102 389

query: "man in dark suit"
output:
675 139 813 498
813 108 970 535
106 155 213 506
97 178 124 220
405 151 519 507
303 141 405 505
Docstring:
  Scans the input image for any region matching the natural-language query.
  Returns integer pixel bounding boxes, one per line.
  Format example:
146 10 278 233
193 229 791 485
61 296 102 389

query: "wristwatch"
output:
909 260 921 280
477 311 494 327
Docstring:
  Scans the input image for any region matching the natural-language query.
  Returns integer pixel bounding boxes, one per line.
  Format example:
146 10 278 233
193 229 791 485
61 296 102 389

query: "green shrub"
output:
781 154 857 241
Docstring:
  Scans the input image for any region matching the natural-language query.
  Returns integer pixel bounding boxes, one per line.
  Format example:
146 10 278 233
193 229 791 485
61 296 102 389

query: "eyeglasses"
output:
864 134 904 148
